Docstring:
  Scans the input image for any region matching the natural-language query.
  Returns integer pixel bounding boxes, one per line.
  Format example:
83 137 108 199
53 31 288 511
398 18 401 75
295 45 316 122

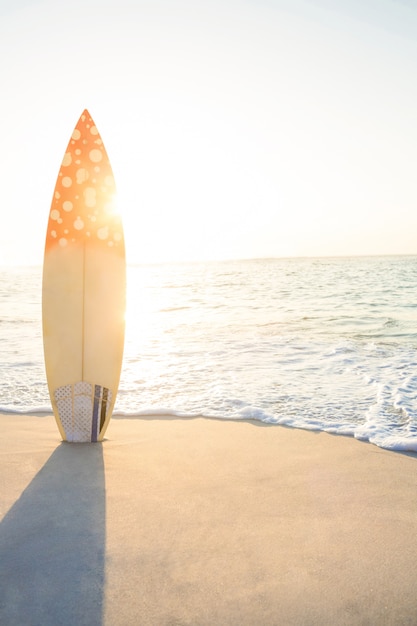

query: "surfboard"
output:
42 109 125 442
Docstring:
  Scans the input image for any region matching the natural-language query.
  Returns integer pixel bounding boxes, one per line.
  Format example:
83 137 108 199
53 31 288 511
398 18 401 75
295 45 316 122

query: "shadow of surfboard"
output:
0 443 105 626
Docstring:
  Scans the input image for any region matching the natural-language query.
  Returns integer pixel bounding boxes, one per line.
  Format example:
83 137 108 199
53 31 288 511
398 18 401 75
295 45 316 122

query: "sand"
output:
0 413 417 625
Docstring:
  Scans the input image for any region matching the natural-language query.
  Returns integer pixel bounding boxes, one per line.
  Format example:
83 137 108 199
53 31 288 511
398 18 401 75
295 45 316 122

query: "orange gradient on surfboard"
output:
46 109 123 255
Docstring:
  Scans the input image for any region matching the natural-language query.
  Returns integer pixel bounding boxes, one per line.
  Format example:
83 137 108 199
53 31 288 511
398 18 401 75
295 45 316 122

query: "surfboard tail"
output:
54 382 113 442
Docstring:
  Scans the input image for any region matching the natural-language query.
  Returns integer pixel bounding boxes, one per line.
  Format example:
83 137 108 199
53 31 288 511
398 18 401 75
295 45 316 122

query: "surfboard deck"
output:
42 109 125 442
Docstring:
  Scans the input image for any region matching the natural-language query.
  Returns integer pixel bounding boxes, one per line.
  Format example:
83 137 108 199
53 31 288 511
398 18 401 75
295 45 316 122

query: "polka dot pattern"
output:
46 109 124 254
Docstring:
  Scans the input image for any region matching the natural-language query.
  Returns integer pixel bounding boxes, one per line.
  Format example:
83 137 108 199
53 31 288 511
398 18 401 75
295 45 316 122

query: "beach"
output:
0 414 416 625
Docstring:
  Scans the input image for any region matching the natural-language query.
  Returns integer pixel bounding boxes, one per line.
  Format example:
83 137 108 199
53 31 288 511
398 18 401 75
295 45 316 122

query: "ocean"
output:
1 256 417 452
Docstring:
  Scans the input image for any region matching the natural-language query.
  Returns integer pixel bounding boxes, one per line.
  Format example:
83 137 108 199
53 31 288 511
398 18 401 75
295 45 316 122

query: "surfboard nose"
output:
45 109 123 255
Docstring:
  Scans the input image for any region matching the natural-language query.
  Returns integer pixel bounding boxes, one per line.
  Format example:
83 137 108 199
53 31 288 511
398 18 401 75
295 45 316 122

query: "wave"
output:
2 404 417 453
0 405 53 415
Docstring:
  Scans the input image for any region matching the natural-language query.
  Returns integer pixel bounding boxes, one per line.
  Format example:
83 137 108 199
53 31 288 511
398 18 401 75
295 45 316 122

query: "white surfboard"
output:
42 109 125 442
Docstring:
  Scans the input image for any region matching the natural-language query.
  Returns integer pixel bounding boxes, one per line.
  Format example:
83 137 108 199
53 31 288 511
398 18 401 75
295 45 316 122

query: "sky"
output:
1 0 417 265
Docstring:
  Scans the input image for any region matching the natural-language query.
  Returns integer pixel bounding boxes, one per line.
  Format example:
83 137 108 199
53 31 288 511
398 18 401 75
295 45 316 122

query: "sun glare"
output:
1 0 416 267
